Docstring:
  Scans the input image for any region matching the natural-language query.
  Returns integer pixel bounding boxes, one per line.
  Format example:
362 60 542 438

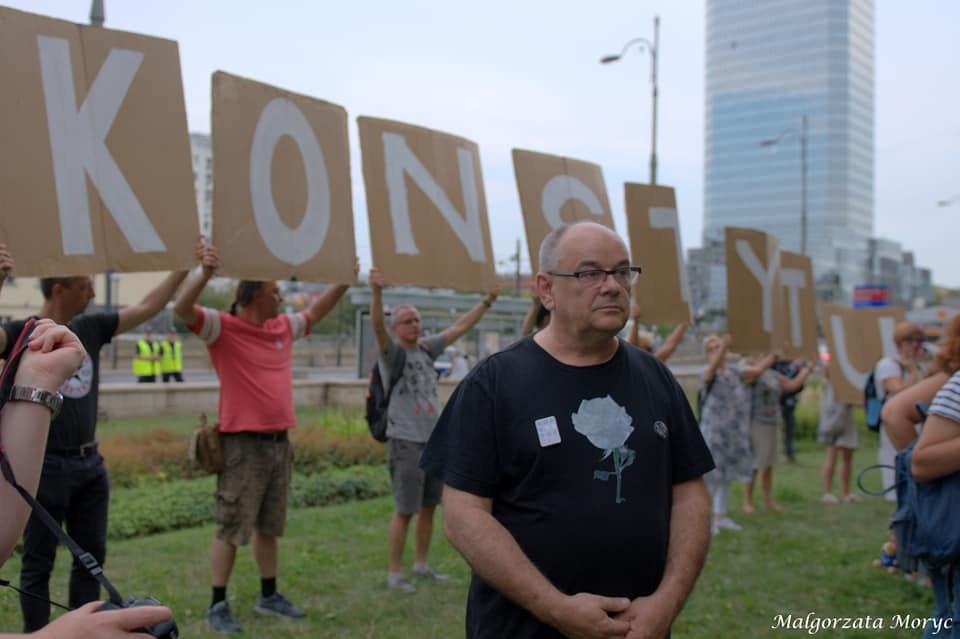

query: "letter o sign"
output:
249 98 330 265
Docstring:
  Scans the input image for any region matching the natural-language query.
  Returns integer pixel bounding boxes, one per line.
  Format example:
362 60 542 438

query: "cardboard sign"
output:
511 149 614 273
725 227 786 354
820 303 906 404
358 117 496 292
0 7 197 276
780 251 818 360
211 72 356 283
624 184 692 325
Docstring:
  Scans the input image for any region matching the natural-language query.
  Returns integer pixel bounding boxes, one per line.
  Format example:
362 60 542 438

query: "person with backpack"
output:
875 321 926 502
697 334 759 534
368 266 497 593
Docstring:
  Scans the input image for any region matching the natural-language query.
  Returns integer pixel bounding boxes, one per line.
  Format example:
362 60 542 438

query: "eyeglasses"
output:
547 266 641 288
901 336 924 344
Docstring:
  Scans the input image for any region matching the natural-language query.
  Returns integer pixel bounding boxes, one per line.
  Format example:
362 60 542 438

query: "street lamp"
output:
760 114 808 256
936 194 960 207
600 16 660 185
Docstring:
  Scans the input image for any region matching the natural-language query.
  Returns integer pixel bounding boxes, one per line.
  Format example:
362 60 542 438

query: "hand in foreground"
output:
15 319 86 392
196 236 220 275
546 592 632 639
32 600 173 639
612 595 673 639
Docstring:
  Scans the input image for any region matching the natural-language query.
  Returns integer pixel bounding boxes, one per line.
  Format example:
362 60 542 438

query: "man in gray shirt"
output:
369 267 497 592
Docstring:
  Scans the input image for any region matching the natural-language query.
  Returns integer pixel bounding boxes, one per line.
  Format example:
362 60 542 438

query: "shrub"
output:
108 465 390 540
100 415 385 488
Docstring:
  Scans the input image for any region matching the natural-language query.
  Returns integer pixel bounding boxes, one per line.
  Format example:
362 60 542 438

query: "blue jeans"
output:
925 563 957 639
19 453 110 632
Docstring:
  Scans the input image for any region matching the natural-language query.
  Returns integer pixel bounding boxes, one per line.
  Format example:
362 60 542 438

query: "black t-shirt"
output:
2 313 118 449
421 336 714 639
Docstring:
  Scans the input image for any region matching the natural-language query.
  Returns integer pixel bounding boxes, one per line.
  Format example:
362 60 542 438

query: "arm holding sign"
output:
775 362 812 395
368 267 392 354
742 353 775 385
114 238 206 335
655 324 687 363
439 288 499 348
305 258 359 327
702 335 730 385
173 241 220 327
0 243 13 299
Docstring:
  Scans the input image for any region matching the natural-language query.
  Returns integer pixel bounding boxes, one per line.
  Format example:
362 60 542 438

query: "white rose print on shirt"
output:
572 395 636 504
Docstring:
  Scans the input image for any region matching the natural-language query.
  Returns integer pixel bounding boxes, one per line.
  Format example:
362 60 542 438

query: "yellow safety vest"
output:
133 339 159 376
160 340 183 373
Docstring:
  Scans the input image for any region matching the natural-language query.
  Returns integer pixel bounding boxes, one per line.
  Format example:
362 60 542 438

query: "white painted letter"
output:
781 267 806 347
649 207 691 304
540 175 604 229
382 132 486 262
831 316 897 389
735 239 780 333
249 97 330 265
37 36 164 255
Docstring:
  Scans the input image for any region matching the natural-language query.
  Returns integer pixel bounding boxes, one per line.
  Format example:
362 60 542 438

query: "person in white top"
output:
875 321 925 500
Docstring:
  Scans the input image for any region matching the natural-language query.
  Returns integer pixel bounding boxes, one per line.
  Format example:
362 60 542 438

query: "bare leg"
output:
839 448 854 498
388 512 412 574
743 471 757 513
822 446 838 495
211 537 237 588
761 467 783 512
252 532 278 579
413 505 436 565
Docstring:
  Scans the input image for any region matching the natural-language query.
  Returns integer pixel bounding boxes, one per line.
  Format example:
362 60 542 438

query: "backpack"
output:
864 361 904 432
858 404 960 570
364 348 407 443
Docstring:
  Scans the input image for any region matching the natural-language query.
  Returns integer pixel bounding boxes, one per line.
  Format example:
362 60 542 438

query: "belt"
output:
226 431 288 442
47 442 99 458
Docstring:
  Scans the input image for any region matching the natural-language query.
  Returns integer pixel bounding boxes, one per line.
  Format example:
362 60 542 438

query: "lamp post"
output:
936 194 960 207
760 114 808 256
600 16 659 185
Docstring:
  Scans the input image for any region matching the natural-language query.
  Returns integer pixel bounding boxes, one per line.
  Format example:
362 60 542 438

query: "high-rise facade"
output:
703 0 874 300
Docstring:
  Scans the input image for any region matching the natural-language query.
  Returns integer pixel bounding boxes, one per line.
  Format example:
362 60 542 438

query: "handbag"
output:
188 412 223 474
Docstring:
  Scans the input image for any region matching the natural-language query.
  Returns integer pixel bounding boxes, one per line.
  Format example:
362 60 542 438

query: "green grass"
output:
0 435 938 638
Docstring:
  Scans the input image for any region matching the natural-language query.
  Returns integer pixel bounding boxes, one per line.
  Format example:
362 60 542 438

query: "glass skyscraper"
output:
703 0 874 298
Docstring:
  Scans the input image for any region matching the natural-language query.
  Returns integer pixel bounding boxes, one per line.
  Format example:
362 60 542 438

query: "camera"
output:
96 597 179 639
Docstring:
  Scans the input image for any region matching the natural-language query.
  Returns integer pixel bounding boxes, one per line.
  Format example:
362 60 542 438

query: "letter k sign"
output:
38 35 165 256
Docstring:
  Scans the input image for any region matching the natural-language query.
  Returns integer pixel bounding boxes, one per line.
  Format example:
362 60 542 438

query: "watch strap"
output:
8 385 63 419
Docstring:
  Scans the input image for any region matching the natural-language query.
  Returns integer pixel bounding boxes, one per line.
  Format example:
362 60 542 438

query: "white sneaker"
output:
387 573 416 593
821 493 840 505
716 517 743 531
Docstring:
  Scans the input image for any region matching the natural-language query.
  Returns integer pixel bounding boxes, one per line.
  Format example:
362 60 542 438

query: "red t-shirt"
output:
188 307 310 433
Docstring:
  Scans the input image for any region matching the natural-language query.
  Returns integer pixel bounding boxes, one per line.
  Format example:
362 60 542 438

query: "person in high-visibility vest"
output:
133 330 160 383
161 331 184 382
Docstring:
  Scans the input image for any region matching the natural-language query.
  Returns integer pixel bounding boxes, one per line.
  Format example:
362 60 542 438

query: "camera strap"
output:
0 319 124 606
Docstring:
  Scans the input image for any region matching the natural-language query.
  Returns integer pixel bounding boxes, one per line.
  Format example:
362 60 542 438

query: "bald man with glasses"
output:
422 221 714 639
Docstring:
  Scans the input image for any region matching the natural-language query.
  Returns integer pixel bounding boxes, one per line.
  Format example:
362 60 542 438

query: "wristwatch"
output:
8 385 63 420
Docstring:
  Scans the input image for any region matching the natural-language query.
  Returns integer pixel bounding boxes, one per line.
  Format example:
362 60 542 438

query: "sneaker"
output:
255 591 306 619
821 493 840 505
716 517 743 532
207 601 242 634
412 564 450 582
842 493 863 504
387 573 416 593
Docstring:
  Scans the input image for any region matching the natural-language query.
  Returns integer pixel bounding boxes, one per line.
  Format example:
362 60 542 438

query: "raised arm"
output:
173 242 219 327
881 372 947 451
614 478 711 639
306 258 358 327
655 324 687 363
442 485 632 639
742 352 775 385
439 289 499 348
0 243 13 300
702 335 729 385
776 362 812 395
368 267 392 354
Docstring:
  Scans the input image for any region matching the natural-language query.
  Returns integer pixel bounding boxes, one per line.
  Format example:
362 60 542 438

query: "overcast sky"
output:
9 1 959 287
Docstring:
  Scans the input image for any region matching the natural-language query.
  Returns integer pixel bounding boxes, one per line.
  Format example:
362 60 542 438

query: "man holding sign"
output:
0 244 199 632
174 243 356 633
369 266 498 593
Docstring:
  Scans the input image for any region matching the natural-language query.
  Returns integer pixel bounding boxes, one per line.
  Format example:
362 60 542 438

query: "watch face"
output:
61 353 93 399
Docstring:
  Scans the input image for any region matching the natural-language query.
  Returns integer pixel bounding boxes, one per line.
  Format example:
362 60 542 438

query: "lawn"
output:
0 409 939 637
